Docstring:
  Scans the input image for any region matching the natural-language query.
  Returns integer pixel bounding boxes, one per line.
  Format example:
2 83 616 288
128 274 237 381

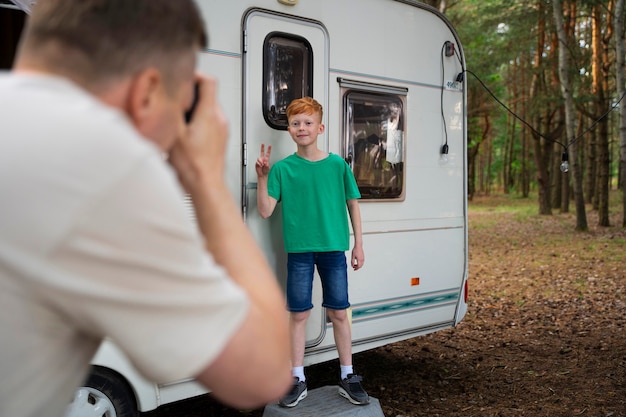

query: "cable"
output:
440 43 449 155
445 43 626 173
460 68 626 152
567 91 626 148
454 45 465 81
462 69 566 149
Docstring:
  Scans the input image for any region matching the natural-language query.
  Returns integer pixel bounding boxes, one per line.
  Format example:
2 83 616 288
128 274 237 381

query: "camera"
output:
184 82 200 123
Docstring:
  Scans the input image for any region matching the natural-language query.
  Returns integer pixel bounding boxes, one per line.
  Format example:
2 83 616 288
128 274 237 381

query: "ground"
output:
145 193 626 417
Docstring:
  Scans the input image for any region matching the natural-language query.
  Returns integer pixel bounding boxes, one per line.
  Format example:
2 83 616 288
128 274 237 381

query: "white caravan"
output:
49 0 468 415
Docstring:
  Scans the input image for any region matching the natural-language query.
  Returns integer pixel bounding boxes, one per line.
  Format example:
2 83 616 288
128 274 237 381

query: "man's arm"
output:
347 199 365 271
168 76 290 408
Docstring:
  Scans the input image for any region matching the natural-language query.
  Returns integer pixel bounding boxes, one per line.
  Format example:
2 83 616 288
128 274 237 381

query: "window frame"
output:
339 78 408 201
262 32 314 130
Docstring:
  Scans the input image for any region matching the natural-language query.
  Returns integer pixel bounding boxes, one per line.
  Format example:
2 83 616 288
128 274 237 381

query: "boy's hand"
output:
255 144 272 178
351 245 364 271
255 143 277 218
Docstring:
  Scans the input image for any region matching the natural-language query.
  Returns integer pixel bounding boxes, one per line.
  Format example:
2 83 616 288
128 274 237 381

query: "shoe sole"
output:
338 387 370 405
279 389 308 408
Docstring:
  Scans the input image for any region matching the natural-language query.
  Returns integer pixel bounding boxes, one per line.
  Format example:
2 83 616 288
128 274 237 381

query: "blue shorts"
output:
286 251 350 312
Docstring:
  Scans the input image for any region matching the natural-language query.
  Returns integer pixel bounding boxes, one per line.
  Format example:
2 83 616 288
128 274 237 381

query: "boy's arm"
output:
256 144 277 218
346 199 364 270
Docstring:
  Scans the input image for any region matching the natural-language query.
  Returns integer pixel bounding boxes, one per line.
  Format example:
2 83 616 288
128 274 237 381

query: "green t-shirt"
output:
268 153 361 253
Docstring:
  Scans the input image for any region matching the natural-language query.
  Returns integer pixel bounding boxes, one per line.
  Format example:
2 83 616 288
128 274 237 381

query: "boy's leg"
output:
279 253 314 408
278 310 310 408
318 252 369 405
317 252 352 369
289 310 311 369
286 252 316 371
326 308 352 368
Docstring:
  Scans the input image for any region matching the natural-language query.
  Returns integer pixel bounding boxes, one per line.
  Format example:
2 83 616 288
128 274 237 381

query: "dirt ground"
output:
146 193 626 417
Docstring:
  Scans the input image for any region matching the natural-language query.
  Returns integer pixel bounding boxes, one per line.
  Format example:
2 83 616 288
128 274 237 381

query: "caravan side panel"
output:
85 0 468 412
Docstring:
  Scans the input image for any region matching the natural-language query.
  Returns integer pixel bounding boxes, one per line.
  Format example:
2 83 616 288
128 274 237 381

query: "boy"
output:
256 97 369 407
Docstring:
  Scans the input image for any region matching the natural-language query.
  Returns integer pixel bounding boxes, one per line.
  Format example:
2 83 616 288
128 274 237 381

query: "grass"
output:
470 190 624 218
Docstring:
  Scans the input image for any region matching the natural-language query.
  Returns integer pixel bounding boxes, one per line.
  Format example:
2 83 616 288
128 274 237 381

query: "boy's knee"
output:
290 310 311 323
327 308 348 322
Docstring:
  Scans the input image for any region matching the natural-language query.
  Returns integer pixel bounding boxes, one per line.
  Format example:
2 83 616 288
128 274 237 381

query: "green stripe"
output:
350 290 460 323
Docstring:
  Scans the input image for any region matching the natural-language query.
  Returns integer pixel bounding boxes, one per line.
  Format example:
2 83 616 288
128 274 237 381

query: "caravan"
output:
52 0 468 415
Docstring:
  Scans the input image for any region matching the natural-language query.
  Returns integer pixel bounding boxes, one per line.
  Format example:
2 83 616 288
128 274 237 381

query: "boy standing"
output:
256 97 369 407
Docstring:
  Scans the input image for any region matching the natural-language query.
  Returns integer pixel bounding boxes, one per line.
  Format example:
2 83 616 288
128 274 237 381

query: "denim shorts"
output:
286 251 350 312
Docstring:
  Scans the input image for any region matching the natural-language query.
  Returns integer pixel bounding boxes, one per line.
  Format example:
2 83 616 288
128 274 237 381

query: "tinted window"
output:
344 91 405 199
263 33 313 130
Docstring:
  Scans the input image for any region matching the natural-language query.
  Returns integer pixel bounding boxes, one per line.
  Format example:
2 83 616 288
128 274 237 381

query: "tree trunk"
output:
552 0 588 231
585 129 597 206
505 103 515 193
485 114 493 195
552 142 562 210
533 132 553 215
467 141 479 201
597 117 610 226
561 161 570 213
420 0 447 14
615 0 626 227
520 54 531 198
530 3 552 215
592 4 612 226
505 62 520 194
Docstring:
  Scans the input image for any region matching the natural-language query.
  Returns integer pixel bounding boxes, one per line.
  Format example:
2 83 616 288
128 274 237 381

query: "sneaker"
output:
338 374 370 405
278 377 307 407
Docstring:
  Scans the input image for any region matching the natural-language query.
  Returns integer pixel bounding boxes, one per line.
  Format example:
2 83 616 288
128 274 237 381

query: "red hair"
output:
286 97 323 120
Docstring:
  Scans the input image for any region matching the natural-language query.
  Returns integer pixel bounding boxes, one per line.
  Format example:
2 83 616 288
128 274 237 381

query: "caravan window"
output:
341 81 407 200
263 33 313 130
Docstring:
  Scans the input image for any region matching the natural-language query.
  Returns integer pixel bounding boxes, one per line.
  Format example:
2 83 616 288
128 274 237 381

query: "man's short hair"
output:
19 0 207 87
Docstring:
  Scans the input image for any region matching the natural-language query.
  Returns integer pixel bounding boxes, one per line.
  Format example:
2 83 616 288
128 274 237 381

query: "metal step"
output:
262 385 384 417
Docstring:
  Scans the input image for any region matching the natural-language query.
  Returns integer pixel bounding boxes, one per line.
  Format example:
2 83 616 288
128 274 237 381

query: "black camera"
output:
184 82 200 123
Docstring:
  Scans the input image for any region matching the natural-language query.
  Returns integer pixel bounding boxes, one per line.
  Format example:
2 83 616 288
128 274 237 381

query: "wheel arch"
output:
90 340 160 412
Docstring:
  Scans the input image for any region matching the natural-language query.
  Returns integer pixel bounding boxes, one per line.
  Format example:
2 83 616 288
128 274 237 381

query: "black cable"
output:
447 44 625 172
462 69 566 149
441 40 625 160
440 43 449 154
453 45 465 81
566 91 626 148
460 68 626 151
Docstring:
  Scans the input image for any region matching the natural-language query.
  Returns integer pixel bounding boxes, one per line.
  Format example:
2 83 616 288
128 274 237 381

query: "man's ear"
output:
319 123 325 134
125 68 162 128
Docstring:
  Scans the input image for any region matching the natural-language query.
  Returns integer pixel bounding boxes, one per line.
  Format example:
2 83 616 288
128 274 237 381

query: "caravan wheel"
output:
65 367 139 417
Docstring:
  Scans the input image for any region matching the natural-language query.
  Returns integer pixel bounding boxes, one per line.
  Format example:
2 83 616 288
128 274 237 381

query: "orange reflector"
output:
411 277 420 286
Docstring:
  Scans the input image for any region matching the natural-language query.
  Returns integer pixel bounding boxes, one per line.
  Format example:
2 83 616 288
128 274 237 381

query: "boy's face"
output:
287 112 325 147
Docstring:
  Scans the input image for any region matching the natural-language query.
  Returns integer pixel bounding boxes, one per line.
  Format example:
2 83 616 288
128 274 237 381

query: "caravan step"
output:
262 385 384 417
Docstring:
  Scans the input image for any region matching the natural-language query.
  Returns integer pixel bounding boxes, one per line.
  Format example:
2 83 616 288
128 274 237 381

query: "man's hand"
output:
168 75 229 194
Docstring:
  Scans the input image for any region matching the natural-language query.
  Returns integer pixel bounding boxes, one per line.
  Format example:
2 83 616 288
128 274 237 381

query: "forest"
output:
422 0 626 230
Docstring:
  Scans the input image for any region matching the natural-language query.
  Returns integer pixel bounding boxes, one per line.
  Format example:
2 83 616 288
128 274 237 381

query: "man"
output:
0 1 291 416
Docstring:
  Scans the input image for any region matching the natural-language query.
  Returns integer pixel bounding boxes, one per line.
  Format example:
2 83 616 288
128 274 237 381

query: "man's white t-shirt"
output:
0 73 249 417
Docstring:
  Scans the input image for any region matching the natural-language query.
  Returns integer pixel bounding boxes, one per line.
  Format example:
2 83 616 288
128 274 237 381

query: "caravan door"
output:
242 9 329 347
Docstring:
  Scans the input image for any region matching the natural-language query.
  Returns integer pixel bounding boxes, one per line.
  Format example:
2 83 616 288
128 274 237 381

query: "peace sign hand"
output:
255 144 272 178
